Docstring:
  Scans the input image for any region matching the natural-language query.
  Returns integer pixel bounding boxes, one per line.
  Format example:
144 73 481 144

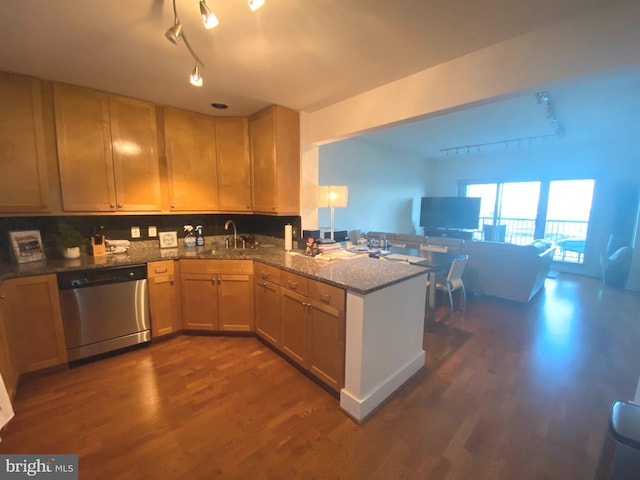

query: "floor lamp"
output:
317 186 349 241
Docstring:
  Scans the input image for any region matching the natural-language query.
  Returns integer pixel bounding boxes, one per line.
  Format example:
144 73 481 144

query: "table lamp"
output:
317 185 349 241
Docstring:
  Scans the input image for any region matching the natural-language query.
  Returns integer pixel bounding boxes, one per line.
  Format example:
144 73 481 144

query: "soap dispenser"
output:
195 225 204 246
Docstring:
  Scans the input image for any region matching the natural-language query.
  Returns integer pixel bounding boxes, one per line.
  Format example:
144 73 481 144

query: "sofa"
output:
457 240 556 304
366 231 556 304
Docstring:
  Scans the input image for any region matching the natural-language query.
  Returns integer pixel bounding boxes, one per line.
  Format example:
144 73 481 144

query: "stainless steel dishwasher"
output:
57 264 150 361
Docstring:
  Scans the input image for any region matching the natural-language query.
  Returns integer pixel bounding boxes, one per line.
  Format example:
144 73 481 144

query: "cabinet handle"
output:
261 272 270 278
171 203 175 209
319 293 331 303
288 281 298 289
261 282 267 287
272 206 276 210
0 294 5 299
110 203 115 208
154 268 169 274
117 203 123 208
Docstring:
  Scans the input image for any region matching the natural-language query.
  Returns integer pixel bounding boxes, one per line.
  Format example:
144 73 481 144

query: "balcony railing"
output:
479 216 589 263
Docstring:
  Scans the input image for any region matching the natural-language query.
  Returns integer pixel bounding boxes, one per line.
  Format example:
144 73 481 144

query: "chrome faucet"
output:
224 220 238 249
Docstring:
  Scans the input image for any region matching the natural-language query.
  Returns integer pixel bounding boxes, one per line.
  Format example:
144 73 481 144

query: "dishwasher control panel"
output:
57 264 147 290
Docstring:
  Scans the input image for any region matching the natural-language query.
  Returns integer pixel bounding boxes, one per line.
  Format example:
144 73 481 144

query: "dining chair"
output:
427 255 468 315
419 243 448 253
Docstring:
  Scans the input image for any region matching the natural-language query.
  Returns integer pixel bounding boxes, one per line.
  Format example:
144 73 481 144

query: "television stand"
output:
424 228 474 241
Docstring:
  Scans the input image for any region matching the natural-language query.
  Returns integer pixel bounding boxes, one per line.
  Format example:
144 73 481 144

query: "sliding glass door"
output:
462 179 595 264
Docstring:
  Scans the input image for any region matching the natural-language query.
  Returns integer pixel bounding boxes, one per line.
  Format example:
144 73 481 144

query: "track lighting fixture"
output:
165 20 182 44
199 0 219 29
190 63 203 87
248 0 266 12
165 0 266 87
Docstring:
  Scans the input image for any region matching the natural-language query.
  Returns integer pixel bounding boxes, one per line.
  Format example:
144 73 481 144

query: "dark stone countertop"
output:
0 245 428 295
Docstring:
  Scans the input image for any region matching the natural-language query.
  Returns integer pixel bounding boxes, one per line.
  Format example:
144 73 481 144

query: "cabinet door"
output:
219 274 254 332
254 278 280 345
216 117 251 212
309 303 345 392
308 280 345 391
0 275 67 374
249 107 277 213
249 105 300 215
0 73 51 213
279 288 308 367
109 95 162 211
0 302 18 400
180 273 218 330
148 261 180 337
54 82 116 212
164 107 218 211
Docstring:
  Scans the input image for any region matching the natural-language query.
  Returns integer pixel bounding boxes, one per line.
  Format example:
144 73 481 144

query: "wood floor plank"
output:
1 274 639 479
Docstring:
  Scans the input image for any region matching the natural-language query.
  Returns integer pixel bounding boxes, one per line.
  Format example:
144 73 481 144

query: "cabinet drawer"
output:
180 259 253 275
255 263 281 284
309 281 345 311
280 270 308 296
147 260 175 278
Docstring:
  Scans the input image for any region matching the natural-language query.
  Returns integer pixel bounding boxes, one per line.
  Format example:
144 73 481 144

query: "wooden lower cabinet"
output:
147 260 180 338
279 288 309 367
179 260 254 332
254 277 280 346
0 274 67 375
219 274 254 332
180 273 219 330
308 280 346 391
0 303 18 400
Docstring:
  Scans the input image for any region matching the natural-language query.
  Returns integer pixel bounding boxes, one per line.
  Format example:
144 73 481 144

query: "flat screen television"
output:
419 196 481 230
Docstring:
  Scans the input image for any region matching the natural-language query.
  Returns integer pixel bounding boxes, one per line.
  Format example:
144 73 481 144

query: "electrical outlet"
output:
131 226 141 239
148 226 157 237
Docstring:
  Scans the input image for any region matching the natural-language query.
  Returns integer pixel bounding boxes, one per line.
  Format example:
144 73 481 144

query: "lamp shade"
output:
317 185 349 208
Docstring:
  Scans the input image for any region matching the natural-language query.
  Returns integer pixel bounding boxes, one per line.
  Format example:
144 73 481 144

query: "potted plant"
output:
54 221 86 259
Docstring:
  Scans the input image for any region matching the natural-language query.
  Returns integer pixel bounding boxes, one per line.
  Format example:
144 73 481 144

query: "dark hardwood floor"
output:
1 273 639 479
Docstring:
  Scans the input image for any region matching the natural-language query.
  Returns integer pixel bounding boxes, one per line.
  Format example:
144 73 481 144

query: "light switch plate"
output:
131 226 141 239
148 226 157 237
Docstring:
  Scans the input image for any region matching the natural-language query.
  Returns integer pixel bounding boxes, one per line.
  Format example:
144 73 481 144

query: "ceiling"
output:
0 0 637 159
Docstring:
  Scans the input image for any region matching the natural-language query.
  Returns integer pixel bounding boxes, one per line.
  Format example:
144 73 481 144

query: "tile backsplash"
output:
0 214 301 263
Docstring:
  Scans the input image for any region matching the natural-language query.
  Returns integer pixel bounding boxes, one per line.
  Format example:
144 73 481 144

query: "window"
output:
462 179 595 264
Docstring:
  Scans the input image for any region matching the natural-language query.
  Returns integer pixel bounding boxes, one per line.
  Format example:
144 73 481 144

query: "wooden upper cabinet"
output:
54 83 161 212
164 107 218 211
249 105 300 215
109 95 162 211
0 73 51 213
54 83 115 211
216 117 251 212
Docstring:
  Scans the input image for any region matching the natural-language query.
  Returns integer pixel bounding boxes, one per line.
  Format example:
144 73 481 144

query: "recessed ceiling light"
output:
211 103 228 109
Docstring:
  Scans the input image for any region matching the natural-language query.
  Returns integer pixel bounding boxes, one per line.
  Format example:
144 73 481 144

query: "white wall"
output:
318 140 434 237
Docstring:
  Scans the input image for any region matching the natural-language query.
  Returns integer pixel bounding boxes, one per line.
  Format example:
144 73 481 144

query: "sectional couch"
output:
366 232 556 304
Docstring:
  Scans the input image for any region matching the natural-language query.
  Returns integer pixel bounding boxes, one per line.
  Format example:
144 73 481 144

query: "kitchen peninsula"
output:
0 244 429 423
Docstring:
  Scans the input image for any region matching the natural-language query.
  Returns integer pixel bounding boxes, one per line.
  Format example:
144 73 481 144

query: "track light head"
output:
199 1 219 29
248 0 265 12
190 63 203 87
165 21 183 44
